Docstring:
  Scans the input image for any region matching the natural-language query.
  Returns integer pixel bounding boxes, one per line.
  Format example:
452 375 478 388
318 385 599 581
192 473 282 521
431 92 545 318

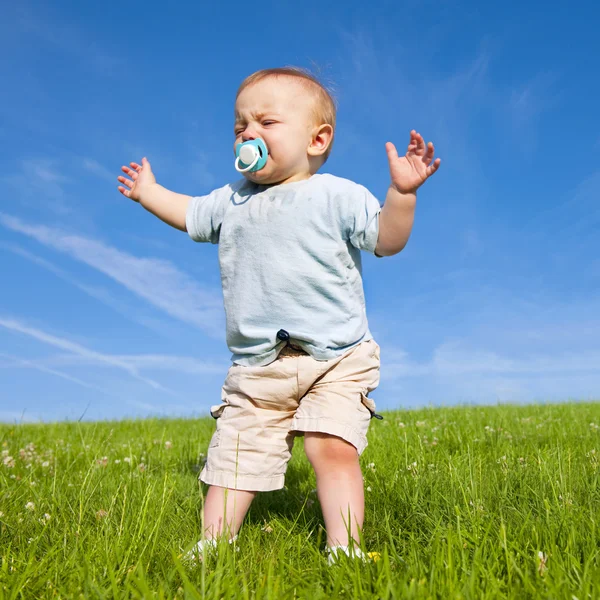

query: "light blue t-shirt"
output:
185 173 382 366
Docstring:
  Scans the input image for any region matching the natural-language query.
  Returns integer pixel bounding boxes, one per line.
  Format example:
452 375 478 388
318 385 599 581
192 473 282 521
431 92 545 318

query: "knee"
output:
304 433 359 470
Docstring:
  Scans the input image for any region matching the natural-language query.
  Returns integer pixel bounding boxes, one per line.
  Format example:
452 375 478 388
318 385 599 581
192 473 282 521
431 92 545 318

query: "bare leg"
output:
202 485 257 539
303 432 364 547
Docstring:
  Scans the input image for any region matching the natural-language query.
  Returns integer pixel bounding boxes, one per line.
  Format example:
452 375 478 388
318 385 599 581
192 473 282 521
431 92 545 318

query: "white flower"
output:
366 486 372 492
25 502 35 511
537 551 548 576
43 513 51 521
165 441 173 449
114 459 121 464
123 457 131 463
3 455 15 468
42 461 50 468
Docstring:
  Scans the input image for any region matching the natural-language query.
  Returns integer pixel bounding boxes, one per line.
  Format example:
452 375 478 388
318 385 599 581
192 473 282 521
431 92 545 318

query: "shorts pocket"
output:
208 430 221 448
209 402 228 419
369 340 381 360
360 392 383 420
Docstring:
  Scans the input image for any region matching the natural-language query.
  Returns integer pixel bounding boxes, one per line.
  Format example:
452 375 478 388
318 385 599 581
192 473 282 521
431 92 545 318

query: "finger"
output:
407 130 418 152
415 132 426 155
130 162 143 172
121 166 139 180
385 142 399 162
117 186 131 198
426 158 441 176
424 141 435 165
117 175 134 189
141 157 152 170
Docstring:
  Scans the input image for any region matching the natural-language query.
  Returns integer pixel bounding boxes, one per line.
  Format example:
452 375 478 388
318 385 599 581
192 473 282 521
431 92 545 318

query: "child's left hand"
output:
386 130 441 194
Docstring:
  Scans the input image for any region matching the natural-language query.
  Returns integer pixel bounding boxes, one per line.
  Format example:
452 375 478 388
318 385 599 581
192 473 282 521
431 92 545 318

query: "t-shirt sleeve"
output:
339 182 382 255
185 186 229 244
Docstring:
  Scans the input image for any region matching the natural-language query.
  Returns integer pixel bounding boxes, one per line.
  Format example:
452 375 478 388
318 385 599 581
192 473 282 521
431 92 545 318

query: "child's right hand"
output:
117 157 157 203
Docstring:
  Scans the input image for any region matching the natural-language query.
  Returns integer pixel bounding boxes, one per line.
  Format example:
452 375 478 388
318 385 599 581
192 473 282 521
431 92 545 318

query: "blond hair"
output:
236 67 337 162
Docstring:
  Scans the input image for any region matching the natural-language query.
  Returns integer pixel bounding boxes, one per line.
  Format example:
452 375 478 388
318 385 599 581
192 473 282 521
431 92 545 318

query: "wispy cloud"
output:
0 410 37 424
377 338 600 408
0 352 116 397
0 243 177 337
508 72 559 138
83 159 116 183
0 317 173 393
0 214 225 338
4 3 122 76
381 340 600 380
1 160 72 214
40 353 226 375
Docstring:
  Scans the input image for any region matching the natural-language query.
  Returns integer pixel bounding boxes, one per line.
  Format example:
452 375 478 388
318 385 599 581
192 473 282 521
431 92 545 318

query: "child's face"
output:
234 77 319 185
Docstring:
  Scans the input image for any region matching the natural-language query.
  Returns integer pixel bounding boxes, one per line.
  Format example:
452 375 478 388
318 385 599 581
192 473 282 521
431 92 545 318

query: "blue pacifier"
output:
235 138 268 173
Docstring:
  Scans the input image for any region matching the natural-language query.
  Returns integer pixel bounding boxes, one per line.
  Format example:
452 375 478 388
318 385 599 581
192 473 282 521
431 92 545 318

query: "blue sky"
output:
1 0 599 423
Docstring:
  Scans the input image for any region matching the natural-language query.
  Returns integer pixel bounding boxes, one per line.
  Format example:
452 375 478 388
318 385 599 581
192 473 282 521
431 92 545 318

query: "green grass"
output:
1 402 600 599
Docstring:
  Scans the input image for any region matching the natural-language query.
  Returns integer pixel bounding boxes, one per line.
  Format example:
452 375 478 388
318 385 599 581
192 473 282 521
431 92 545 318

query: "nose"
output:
241 124 258 142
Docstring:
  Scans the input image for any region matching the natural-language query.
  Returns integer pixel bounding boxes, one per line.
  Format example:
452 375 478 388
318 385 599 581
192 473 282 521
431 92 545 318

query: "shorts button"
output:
276 329 290 342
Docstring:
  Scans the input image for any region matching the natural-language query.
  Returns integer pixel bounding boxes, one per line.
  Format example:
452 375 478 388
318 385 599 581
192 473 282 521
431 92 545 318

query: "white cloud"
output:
509 72 559 139
1 160 71 214
0 410 38 423
0 243 179 337
0 352 116 396
83 159 116 183
5 3 122 76
0 214 225 338
382 340 600 380
0 317 173 394
42 353 226 375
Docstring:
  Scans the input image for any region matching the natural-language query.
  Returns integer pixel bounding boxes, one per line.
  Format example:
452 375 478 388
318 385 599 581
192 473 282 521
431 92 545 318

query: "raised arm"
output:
375 131 440 257
117 157 191 232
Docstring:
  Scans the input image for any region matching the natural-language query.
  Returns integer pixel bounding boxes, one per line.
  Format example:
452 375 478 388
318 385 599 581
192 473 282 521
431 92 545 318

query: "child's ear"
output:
308 124 334 157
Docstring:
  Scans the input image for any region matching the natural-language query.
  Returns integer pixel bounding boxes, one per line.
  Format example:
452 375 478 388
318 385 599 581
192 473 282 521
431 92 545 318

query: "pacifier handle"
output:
235 153 260 173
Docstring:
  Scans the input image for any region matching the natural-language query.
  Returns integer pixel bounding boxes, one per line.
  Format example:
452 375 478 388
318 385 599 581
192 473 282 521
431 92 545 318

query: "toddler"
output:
117 67 440 563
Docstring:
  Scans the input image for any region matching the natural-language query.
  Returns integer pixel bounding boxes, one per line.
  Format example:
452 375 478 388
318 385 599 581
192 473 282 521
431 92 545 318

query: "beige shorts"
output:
200 339 381 492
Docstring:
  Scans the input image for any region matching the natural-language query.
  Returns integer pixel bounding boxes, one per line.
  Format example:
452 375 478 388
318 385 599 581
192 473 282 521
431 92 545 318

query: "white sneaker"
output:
327 545 366 565
182 535 238 564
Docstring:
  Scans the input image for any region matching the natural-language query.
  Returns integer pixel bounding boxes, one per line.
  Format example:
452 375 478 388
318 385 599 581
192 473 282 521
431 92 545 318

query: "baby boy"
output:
117 67 440 563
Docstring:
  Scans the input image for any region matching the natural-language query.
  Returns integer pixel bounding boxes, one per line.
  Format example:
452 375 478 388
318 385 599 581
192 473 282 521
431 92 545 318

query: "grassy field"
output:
1 402 599 599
